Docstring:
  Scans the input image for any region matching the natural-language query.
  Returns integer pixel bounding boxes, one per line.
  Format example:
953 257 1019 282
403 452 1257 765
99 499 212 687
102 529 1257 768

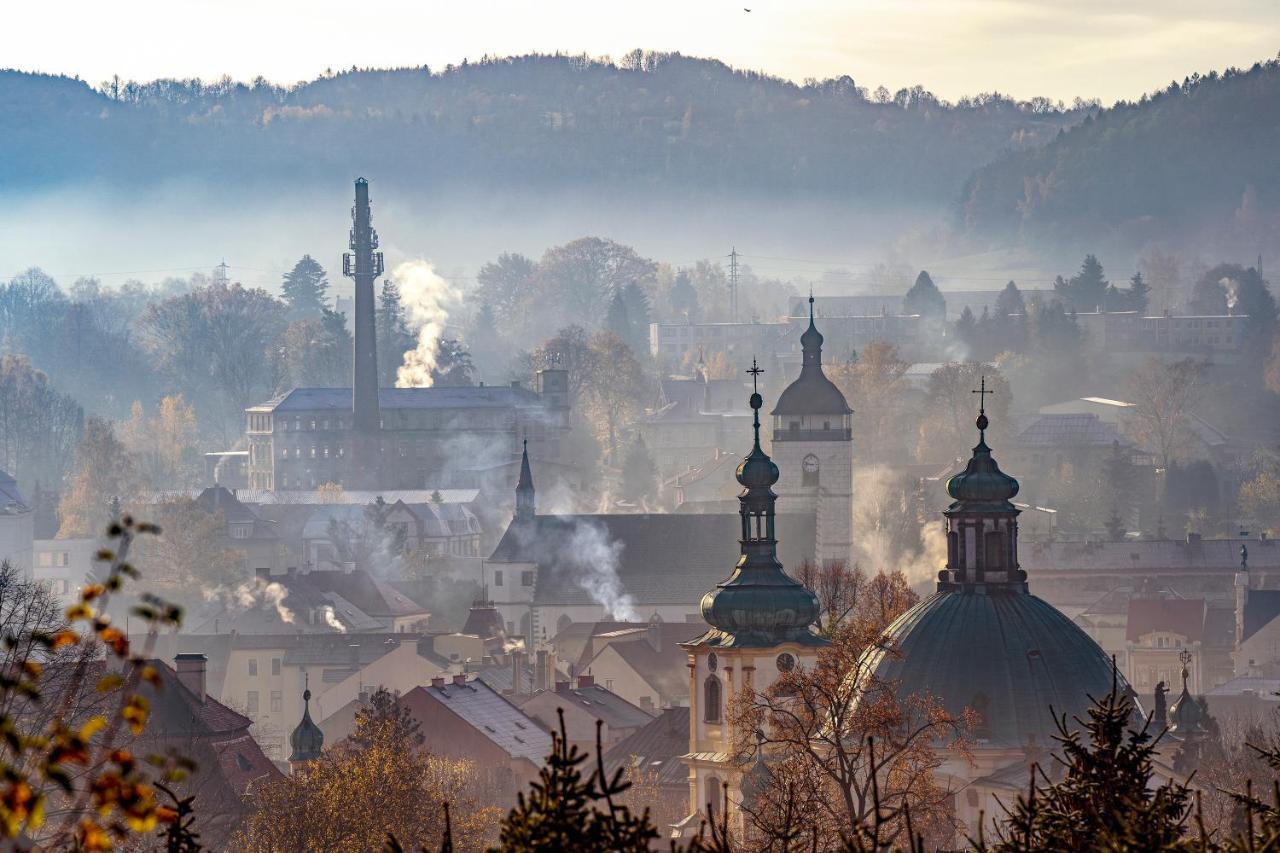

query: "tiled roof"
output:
1126 598 1206 643
1014 413 1124 448
533 683 655 731
406 680 550 764
604 707 691 789
253 386 543 413
1244 590 1280 643
195 486 259 524
282 568 430 619
490 513 816 607
471 661 536 695
1026 538 1280 573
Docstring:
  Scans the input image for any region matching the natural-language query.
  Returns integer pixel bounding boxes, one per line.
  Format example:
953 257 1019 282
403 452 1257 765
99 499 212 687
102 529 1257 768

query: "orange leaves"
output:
122 695 149 736
98 627 129 658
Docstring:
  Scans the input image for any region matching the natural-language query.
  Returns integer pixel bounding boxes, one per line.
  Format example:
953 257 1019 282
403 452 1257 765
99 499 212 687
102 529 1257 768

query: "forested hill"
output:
960 57 1280 246
1 53 1085 204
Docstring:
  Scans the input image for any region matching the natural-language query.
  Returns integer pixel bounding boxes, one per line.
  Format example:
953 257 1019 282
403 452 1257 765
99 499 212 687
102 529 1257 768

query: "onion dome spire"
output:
772 290 851 417
698 360 823 647
945 376 1019 511
288 678 324 765
1169 648 1206 735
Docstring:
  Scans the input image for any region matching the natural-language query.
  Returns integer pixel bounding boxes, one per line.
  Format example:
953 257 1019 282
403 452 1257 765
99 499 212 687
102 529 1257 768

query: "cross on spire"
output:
747 358 763 393
972 375 994 415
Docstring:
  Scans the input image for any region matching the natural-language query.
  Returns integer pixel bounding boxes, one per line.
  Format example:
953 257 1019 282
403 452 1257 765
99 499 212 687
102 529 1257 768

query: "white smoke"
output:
518 518 636 621
204 576 295 624
851 465 945 588
319 604 347 633
392 259 460 388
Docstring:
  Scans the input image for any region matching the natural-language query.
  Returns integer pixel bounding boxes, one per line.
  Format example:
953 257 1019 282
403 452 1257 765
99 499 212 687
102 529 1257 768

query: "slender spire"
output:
515 439 535 522
747 359 764 449
972 374 994 444
288 674 324 765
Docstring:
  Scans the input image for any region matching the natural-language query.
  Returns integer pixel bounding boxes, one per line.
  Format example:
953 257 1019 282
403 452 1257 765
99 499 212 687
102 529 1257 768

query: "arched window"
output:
984 531 1005 570
704 676 722 723
705 776 723 818
947 530 958 567
802 454 820 487
556 614 572 634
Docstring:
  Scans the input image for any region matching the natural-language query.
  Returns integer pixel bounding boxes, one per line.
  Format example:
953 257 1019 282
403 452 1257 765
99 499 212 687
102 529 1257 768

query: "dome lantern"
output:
288 680 324 768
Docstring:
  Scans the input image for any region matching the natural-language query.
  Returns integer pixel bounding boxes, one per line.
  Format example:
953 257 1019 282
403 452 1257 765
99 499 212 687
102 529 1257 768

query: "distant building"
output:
1071 310 1247 360
578 620 703 712
603 707 691 824
637 372 751 477
648 321 790 372
33 538 103 606
789 291 1055 323
204 450 249 489
243 179 572 493
1125 596 1208 695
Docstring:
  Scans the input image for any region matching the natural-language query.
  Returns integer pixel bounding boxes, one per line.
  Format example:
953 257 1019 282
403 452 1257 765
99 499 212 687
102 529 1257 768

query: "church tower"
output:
771 296 853 566
678 362 827 835
287 682 324 774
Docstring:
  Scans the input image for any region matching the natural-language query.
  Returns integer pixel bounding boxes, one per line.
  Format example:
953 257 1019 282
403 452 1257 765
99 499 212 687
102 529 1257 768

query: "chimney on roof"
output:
431 676 445 689
175 653 207 703
535 649 548 692
555 680 571 693
577 674 594 688
1186 532 1202 546
511 650 523 697
452 674 467 686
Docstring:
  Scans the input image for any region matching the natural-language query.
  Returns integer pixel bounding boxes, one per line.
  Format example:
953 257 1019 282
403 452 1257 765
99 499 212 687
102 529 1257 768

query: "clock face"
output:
776 653 795 672
802 455 819 473
708 653 718 672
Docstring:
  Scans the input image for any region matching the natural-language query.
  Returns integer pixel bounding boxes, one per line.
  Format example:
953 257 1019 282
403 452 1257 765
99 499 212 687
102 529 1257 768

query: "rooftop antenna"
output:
729 247 740 322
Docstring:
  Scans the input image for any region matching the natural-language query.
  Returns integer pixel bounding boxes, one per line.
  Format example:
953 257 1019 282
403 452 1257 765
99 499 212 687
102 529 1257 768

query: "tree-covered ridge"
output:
961 55 1280 245
0 52 1086 200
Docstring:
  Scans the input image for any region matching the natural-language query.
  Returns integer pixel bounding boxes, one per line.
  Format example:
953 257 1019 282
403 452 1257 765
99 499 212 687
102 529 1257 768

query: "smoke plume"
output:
561 521 638 621
319 604 347 633
392 259 460 388
204 576 295 624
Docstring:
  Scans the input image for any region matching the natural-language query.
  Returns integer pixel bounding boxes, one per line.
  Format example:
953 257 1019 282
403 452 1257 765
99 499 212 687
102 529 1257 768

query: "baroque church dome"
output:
859 398 1130 748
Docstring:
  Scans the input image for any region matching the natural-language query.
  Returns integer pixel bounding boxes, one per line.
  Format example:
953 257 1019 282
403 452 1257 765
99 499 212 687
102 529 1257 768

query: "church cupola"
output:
771 295 852 421
515 439 535 522
938 378 1024 590
288 683 324 771
698 361 823 647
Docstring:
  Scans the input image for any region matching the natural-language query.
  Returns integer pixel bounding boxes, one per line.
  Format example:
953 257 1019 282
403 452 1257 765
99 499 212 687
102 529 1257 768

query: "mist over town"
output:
2 3 1280 849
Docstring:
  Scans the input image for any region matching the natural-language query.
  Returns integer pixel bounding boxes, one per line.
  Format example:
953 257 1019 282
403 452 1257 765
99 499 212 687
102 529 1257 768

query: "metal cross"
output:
1179 648 1193 668
972 375 994 414
747 358 764 392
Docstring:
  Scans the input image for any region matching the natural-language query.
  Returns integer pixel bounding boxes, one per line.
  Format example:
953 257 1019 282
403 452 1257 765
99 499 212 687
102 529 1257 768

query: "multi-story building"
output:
1067 311 1247 359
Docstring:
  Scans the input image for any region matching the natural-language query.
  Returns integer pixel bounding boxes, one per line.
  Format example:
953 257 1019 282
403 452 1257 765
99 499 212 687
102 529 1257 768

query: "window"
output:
248 658 258 677
705 776 723 817
270 691 282 713
246 691 259 714
494 570 504 587
703 676 722 723
521 571 534 587
271 658 281 676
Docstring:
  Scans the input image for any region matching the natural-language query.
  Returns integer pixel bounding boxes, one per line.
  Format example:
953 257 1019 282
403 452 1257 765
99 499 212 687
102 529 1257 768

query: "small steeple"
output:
1169 648 1205 735
698 360 823 647
515 439 535 522
288 677 324 768
800 288 824 366
939 376 1024 590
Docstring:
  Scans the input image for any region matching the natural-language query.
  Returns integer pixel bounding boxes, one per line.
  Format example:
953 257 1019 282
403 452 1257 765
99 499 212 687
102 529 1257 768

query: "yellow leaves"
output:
77 817 113 851
98 626 129 657
140 665 161 687
50 629 80 649
79 716 107 742
80 583 106 602
122 695 149 735
96 674 125 693
22 660 42 680
65 603 94 622
0 780 43 838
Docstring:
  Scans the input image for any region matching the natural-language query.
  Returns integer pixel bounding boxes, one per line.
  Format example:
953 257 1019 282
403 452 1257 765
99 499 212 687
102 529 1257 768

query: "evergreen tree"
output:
606 290 631 343
903 271 946 319
619 435 658 507
670 269 700 322
992 670 1190 850
281 255 329 316
995 280 1026 318
1127 271 1151 314
376 279 413 387
1057 254 1109 313
619 282 651 356
955 305 978 355
432 340 475 387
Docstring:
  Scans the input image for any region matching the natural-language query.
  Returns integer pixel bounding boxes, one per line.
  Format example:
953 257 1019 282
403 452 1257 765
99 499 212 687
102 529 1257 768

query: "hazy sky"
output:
8 0 1279 103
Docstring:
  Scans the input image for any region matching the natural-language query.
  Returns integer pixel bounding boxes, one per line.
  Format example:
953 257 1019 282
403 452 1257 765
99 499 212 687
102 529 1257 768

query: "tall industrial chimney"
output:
343 178 383 433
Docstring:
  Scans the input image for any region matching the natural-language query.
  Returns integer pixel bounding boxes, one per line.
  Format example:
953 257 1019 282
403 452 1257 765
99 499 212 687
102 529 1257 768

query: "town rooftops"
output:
544 679 654 731
604 707 691 789
1013 413 1125 448
249 385 546 413
1125 597 1207 644
0 469 29 514
1026 536 1280 574
405 679 550 765
489 512 816 607
1243 590 1280 643
589 625 702 702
